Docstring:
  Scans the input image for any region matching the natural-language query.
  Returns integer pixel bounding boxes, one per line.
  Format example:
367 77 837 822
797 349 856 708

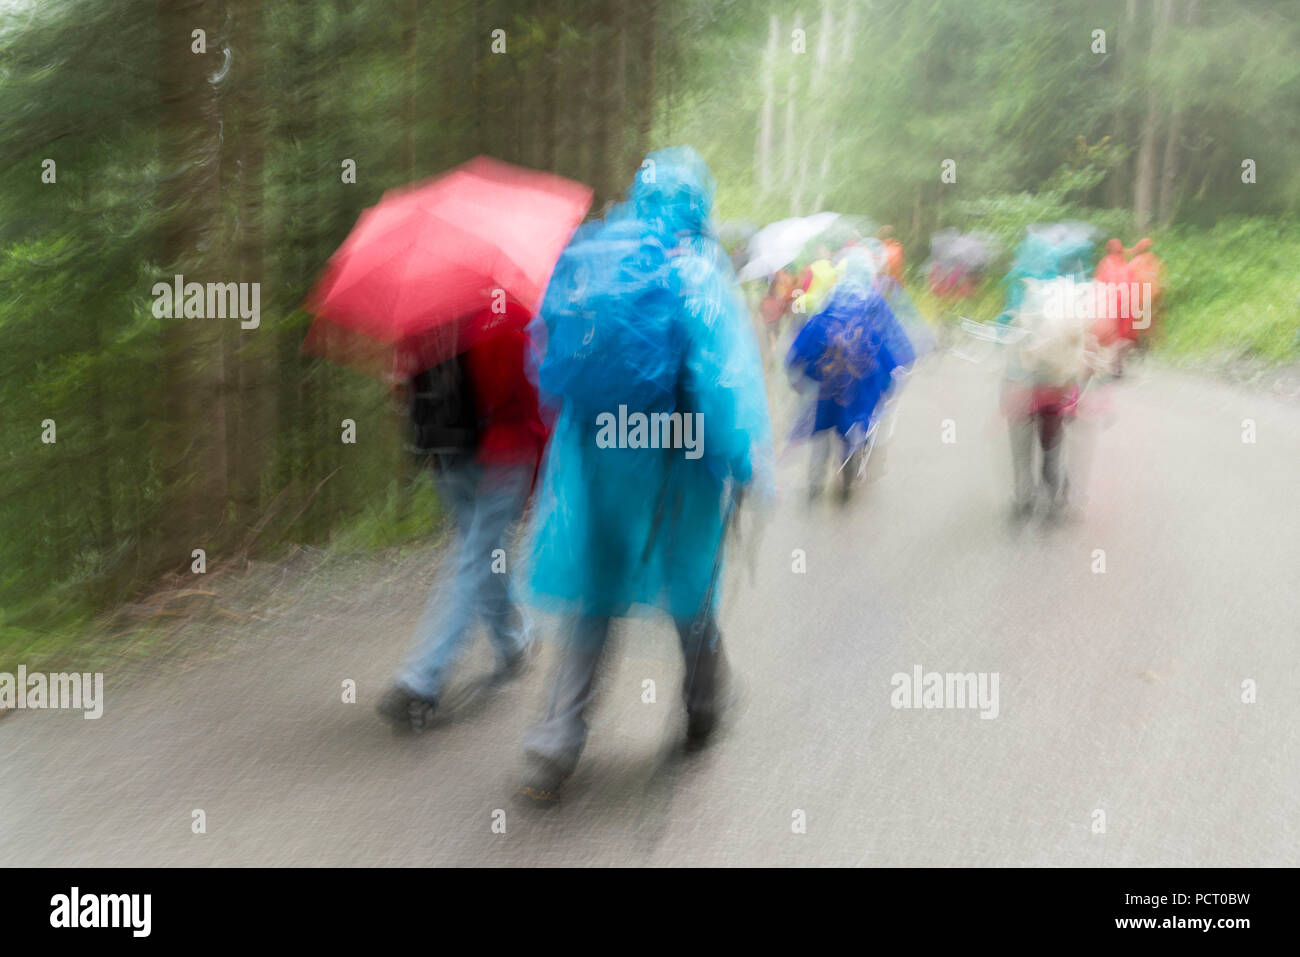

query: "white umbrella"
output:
737 211 841 282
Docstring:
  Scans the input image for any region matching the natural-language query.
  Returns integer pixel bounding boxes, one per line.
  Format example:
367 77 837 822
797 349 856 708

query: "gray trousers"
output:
1009 411 1066 506
523 614 725 777
810 430 865 496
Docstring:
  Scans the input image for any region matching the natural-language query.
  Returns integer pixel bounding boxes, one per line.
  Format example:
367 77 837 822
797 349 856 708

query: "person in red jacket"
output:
1092 238 1134 347
378 309 549 732
878 225 905 285
1126 238 1164 348
462 325 549 481
759 266 797 356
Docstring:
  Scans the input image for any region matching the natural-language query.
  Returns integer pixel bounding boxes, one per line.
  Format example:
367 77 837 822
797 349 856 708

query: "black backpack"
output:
406 354 479 459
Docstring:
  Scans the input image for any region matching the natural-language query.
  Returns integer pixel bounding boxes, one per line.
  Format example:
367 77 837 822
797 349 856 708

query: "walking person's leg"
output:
838 432 861 502
469 463 536 679
1038 410 1067 512
1008 414 1036 518
675 611 727 747
808 429 830 500
379 461 485 729
520 615 613 800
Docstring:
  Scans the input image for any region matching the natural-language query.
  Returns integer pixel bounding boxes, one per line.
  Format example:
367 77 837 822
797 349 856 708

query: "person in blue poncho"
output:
786 278 915 502
518 148 772 803
995 222 1097 324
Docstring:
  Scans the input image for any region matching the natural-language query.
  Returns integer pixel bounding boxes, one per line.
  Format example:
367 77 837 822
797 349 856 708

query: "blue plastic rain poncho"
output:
786 279 915 449
525 147 772 620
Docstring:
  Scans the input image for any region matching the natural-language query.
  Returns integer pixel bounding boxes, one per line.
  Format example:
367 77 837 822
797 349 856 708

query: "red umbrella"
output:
303 156 592 378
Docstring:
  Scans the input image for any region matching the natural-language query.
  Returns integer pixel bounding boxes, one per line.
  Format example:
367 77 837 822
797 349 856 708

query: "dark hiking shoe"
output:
683 641 735 752
839 449 866 503
837 473 854 505
684 674 732 752
684 707 719 751
515 757 569 808
1045 499 1081 525
377 684 438 733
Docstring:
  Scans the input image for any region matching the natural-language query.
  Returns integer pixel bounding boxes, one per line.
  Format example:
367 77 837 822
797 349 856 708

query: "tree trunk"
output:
839 0 857 61
1157 0 1197 227
402 0 418 178
588 0 620 208
1156 104 1183 228
613 0 628 175
782 73 798 209
156 0 229 570
542 17 560 171
1106 0 1138 208
809 0 835 212
1133 0 1171 229
632 0 658 167
229 0 272 533
274 0 321 540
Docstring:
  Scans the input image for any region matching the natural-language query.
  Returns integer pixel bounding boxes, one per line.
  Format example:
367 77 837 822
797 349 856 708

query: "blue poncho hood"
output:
629 146 717 243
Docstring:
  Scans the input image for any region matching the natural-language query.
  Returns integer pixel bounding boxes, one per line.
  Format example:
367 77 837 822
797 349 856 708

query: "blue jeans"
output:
395 459 533 700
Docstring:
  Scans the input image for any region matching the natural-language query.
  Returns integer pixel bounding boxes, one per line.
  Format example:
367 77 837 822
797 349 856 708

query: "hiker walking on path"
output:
518 148 773 803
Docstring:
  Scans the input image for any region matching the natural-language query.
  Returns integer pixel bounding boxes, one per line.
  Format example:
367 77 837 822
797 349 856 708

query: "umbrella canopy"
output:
928 228 999 272
737 212 841 282
303 156 592 378
797 214 876 264
716 219 759 246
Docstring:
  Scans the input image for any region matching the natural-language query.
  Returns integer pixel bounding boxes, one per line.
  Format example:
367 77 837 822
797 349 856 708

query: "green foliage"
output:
682 0 1299 236
1156 218 1300 361
0 0 1296 647
327 472 445 554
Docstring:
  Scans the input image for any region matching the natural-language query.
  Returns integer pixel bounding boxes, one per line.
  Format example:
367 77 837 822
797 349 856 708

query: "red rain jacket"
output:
1093 243 1134 344
462 317 549 474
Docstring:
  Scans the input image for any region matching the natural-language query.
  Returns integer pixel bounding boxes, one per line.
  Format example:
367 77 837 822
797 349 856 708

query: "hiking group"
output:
303 147 1157 805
